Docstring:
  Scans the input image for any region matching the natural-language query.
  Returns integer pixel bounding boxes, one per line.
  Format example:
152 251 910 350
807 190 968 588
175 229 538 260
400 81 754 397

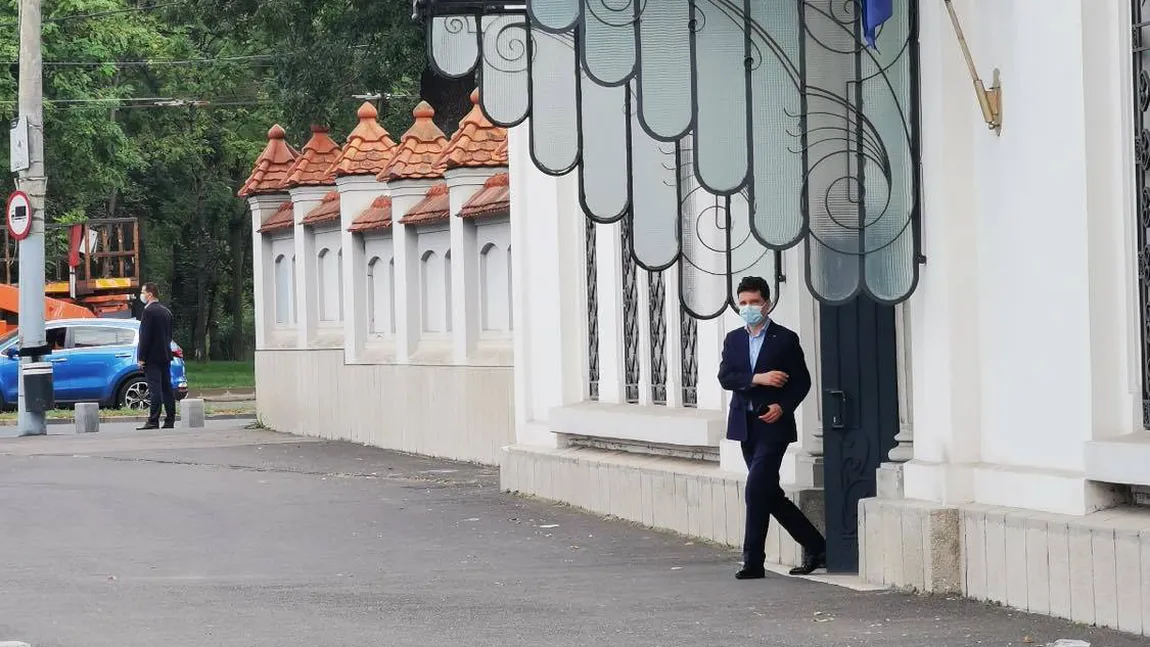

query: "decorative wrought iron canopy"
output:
422 0 922 314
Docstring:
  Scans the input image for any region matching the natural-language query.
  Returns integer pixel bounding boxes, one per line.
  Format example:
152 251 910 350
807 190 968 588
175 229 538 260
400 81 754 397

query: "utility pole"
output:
15 0 47 436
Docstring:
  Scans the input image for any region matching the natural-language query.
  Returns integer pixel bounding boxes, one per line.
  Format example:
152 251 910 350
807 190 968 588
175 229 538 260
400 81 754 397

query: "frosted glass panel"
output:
430 16 479 78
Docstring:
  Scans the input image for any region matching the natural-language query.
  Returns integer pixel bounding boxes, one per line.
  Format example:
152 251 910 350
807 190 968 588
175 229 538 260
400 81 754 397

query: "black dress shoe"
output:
161 421 175 429
788 551 826 576
735 566 766 580
136 423 159 431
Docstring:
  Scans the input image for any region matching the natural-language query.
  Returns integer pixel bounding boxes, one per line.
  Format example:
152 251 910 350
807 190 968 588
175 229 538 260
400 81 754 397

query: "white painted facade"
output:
246 0 1150 634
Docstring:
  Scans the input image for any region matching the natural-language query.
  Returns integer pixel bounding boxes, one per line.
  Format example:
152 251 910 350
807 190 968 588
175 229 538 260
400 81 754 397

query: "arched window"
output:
367 256 380 334
421 250 442 332
337 249 345 321
367 256 393 335
480 242 511 332
388 258 396 333
444 250 453 333
274 254 291 324
317 248 332 322
291 255 297 323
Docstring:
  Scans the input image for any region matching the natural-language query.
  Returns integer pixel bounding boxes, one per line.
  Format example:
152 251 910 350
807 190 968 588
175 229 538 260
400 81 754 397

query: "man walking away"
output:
136 282 176 430
718 276 827 580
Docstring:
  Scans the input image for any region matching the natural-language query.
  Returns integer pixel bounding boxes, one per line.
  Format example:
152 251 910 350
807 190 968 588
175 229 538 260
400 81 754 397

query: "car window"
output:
46 327 67 350
71 326 133 349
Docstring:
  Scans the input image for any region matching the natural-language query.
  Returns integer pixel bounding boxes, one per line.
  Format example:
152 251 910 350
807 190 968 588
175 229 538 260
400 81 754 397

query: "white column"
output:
901 0 982 505
595 219 626 404
445 167 492 363
388 179 433 362
509 124 585 446
288 186 328 349
247 194 287 350
1081 0 1141 440
335 175 385 363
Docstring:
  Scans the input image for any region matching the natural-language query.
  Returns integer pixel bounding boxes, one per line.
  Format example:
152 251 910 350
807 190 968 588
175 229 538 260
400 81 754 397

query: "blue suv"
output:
0 318 189 410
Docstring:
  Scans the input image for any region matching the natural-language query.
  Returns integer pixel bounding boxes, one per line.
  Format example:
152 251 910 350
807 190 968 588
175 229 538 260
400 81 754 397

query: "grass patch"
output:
184 360 255 391
0 403 255 422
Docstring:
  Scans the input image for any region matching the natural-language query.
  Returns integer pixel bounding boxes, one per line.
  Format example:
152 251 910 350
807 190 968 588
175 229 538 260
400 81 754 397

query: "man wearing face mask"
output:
718 275 826 580
136 282 176 430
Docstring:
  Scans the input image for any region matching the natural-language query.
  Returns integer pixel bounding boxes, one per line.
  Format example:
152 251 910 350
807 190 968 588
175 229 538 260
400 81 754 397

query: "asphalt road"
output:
0 422 1140 647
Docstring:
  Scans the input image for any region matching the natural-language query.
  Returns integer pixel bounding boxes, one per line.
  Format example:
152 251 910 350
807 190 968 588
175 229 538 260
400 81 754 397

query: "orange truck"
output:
0 218 140 332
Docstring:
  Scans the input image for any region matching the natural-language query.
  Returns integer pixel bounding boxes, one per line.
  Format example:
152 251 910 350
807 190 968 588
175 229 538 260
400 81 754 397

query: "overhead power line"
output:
1 54 276 68
0 2 184 28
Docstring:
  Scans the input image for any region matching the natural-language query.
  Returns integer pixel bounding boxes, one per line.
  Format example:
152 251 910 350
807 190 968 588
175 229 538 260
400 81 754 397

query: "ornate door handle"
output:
825 389 847 430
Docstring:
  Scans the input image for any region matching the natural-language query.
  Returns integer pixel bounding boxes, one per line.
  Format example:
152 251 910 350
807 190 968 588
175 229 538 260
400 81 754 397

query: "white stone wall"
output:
904 0 1145 515
506 122 827 480
253 170 515 466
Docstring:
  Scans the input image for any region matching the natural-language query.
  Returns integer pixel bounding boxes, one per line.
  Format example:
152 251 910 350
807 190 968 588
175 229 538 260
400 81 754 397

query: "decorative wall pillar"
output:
238 124 299 352
336 175 387 362
900 0 982 505
508 124 584 447
388 179 434 362
328 101 398 363
445 167 495 362
247 194 288 349
289 186 329 348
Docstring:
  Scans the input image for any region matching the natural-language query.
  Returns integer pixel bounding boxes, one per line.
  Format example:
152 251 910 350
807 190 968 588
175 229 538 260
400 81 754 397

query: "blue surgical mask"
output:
740 304 765 327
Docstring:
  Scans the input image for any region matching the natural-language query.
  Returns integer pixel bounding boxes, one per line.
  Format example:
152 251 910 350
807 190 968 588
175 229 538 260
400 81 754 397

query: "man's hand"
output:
137 361 145 370
752 370 789 388
758 404 783 424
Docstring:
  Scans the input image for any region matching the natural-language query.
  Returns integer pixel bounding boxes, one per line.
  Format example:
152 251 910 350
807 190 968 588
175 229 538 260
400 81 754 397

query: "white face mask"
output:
739 304 766 327
140 292 148 302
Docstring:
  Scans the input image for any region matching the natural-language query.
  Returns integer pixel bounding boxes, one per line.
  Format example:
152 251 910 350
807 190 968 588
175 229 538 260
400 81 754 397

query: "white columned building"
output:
243 0 1150 635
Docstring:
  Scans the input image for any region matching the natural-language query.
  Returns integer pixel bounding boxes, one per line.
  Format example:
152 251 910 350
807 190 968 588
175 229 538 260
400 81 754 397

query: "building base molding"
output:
860 498 1150 637
500 443 825 569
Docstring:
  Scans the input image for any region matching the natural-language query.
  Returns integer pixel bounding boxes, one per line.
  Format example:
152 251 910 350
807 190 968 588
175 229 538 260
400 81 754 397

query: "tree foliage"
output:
0 0 460 361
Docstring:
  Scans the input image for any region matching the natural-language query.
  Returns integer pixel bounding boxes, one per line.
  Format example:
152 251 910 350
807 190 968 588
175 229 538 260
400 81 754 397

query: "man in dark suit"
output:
136 282 176 430
718 276 826 580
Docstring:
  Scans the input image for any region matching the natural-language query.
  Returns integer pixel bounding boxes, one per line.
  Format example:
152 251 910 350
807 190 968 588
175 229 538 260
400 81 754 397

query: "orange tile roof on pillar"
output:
300 191 342 226
399 182 451 225
459 172 510 220
348 195 394 233
328 102 399 177
257 200 296 234
378 101 449 182
281 125 343 189
438 89 508 170
238 125 298 197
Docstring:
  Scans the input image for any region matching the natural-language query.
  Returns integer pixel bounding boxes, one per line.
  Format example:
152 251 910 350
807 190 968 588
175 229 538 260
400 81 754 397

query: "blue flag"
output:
862 0 893 48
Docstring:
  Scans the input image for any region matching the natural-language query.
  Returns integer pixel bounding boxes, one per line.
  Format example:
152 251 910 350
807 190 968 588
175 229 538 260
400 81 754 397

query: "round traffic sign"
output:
6 191 31 241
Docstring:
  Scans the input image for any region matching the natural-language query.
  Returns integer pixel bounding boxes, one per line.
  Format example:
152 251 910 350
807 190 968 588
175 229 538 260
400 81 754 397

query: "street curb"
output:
0 413 256 427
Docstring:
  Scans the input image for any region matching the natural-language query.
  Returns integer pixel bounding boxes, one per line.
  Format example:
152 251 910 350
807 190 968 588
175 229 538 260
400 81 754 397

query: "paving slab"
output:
0 425 1140 647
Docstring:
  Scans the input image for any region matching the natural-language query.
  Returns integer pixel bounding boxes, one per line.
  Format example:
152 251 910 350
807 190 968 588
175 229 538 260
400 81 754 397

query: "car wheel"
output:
118 377 150 410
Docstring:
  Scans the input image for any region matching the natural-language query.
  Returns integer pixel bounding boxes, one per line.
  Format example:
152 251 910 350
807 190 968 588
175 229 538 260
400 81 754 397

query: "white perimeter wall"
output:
905 0 1144 514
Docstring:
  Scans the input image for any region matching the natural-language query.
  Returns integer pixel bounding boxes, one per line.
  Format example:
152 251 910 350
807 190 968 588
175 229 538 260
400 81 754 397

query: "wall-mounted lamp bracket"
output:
943 0 1003 135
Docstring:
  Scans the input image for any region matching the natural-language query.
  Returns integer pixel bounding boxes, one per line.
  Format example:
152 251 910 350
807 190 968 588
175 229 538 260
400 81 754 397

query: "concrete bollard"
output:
179 398 205 428
74 402 99 434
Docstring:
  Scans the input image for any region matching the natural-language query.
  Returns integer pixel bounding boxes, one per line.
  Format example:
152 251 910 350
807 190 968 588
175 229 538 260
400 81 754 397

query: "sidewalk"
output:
0 424 1139 647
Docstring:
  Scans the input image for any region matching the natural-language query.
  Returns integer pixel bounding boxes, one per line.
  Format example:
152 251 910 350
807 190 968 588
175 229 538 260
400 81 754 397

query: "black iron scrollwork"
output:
426 0 921 311
649 270 668 405
621 219 641 403
681 306 698 407
585 217 601 400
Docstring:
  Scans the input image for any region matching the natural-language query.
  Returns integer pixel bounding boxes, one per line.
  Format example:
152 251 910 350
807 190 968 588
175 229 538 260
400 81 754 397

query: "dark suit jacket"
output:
717 321 812 444
137 301 174 366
